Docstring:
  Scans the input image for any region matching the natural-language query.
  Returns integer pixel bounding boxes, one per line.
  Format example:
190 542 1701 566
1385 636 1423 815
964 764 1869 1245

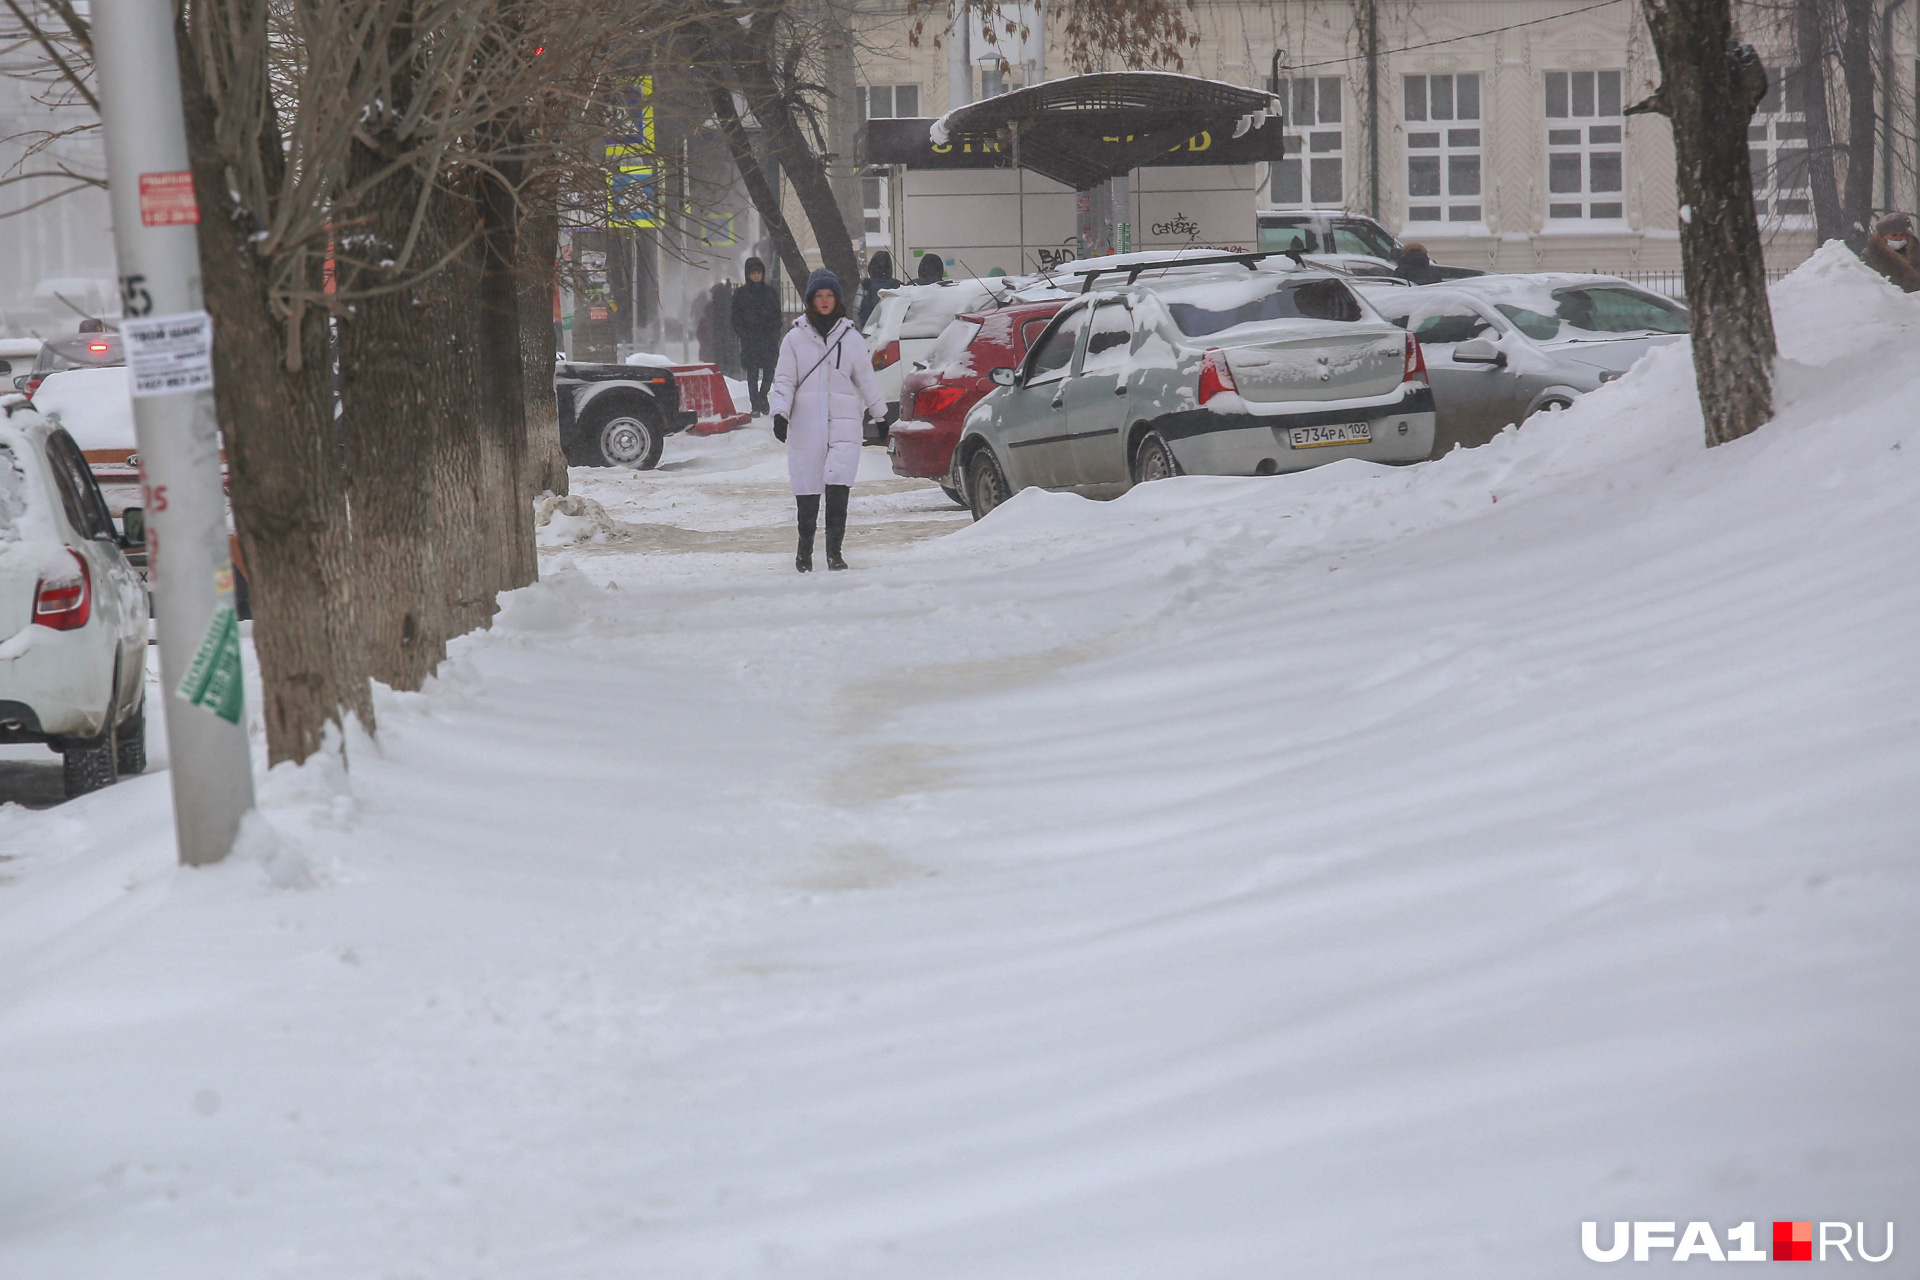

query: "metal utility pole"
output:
91 0 254 865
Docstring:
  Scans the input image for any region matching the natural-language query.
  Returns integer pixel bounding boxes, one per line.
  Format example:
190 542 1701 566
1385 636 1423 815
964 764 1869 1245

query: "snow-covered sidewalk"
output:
1 246 1916 1277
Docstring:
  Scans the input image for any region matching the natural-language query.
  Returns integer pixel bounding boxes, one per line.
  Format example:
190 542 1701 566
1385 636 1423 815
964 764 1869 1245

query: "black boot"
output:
824 484 850 570
795 494 819 572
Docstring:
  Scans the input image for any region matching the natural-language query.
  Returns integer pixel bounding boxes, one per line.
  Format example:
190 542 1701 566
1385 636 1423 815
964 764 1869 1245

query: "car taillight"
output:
872 339 900 371
23 376 42 399
1197 349 1237 404
1403 332 1428 383
914 384 966 417
87 341 111 355
33 549 91 630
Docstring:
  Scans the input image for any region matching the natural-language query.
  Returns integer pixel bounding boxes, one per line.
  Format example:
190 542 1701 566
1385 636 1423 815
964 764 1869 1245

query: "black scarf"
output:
808 306 841 338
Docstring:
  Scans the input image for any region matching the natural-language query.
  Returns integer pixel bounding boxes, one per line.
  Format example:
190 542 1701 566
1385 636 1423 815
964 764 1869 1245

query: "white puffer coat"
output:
768 314 887 495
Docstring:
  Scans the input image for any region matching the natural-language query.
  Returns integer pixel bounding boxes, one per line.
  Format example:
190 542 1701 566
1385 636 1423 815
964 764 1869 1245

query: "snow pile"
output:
532 490 618 545
0 253 1915 1278
31 367 135 452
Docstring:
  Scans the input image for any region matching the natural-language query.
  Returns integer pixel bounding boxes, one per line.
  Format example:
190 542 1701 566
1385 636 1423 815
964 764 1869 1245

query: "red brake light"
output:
914 384 966 417
87 341 111 354
1403 332 1428 383
872 339 901 371
34 549 92 630
1197 349 1237 404
23 376 42 399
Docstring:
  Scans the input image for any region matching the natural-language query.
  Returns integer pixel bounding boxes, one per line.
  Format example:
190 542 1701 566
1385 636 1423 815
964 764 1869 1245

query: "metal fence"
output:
1608 266 1794 300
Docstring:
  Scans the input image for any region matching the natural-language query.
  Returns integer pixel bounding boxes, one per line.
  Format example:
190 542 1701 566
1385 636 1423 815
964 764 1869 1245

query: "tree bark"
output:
1630 0 1777 447
516 204 570 499
476 160 538 593
705 78 811 284
1834 0 1876 246
178 28 373 764
1796 0 1846 242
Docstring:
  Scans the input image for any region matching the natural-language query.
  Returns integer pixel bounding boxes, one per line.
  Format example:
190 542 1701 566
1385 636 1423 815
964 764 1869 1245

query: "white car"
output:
0 408 150 796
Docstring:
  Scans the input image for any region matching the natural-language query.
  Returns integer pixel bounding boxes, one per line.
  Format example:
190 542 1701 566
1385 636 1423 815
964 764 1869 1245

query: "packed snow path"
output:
2 247 1916 1277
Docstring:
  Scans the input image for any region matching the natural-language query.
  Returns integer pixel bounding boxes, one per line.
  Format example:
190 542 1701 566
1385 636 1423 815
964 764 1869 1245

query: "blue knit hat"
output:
805 268 842 307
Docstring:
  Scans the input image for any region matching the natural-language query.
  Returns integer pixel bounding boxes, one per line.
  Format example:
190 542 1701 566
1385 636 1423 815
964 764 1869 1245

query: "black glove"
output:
773 414 788 443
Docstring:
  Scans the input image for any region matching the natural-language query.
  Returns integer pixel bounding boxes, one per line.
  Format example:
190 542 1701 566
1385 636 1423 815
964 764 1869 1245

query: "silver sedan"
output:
956 266 1437 518
1355 274 1688 456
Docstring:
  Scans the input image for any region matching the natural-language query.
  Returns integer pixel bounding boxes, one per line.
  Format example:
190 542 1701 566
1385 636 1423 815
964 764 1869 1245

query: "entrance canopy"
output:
865 72 1284 190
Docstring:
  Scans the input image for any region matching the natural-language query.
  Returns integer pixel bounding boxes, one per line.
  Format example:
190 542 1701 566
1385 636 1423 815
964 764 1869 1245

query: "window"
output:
1494 286 1687 342
1544 70 1625 220
1403 74 1482 223
1024 306 1089 383
1750 68 1810 219
1162 278 1362 337
1413 311 1493 345
857 84 921 120
1270 77 1344 207
44 429 116 540
1081 302 1134 374
860 171 890 242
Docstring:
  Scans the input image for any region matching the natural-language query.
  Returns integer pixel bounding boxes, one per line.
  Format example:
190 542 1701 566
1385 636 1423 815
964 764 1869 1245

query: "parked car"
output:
0 410 150 796
1354 273 1689 456
0 337 40 387
955 263 1436 520
1257 209 1485 280
861 277 1031 434
553 357 691 469
890 299 1070 505
15 332 124 399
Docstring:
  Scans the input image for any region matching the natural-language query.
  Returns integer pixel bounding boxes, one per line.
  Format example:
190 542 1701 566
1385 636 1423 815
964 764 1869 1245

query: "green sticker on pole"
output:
176 604 244 724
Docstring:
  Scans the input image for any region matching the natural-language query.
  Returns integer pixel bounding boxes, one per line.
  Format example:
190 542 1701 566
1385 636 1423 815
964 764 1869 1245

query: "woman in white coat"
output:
769 269 888 572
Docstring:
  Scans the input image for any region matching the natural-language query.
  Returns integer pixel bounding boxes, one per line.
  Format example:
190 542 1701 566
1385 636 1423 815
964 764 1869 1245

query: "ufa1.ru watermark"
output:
1582 1221 1893 1262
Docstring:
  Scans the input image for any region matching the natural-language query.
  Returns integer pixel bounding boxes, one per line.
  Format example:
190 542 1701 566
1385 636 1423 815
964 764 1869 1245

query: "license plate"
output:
1288 421 1372 449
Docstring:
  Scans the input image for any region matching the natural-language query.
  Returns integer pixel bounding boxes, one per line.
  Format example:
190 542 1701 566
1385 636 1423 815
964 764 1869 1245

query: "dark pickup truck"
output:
555 358 696 470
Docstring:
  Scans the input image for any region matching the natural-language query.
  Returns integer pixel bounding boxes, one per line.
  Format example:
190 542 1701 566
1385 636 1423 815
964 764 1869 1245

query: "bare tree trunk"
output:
705 78 811 284
517 205 569 499
1797 0 1846 242
178 28 372 764
476 163 538 592
336 149 455 690
1834 0 1876 245
1631 0 1777 447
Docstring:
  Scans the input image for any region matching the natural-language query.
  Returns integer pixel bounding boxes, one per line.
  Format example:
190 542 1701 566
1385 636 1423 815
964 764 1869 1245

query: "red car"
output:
889 299 1067 504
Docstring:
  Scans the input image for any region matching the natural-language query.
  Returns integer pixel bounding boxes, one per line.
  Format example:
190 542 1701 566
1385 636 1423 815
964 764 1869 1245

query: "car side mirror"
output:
12 374 28 392
989 367 1016 387
119 506 145 547
1452 337 1507 368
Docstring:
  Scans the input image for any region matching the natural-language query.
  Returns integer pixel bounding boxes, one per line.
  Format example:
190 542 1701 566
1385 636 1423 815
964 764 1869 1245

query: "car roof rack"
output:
1067 249 1304 293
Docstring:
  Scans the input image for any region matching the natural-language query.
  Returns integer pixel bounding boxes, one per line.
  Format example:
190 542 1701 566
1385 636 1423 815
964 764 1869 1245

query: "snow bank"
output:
0 253 1915 1278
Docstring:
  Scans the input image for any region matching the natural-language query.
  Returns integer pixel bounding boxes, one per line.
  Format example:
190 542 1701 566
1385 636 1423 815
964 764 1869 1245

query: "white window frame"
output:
1270 77 1345 209
1403 73 1484 229
858 84 922 121
1749 67 1812 225
1544 70 1626 223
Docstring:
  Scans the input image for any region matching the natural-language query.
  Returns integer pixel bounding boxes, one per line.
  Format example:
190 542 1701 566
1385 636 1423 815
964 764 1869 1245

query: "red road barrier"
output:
671 363 753 435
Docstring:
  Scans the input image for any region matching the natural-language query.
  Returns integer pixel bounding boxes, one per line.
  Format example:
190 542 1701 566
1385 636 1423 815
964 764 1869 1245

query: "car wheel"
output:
579 400 664 470
966 448 1010 521
62 731 117 798
115 696 147 778
1132 429 1182 484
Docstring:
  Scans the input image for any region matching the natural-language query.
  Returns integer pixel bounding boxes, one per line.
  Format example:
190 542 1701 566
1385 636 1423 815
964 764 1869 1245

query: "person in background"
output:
915 252 946 284
768 269 887 573
857 250 901 328
1394 243 1444 286
730 256 782 416
77 317 107 333
1863 212 1920 293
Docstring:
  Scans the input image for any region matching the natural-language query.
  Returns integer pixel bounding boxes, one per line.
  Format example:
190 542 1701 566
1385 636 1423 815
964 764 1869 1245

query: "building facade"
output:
808 0 1920 279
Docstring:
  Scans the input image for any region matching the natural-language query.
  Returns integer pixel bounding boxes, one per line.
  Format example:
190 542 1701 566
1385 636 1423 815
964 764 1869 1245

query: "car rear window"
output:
1163 277 1363 336
924 318 982 373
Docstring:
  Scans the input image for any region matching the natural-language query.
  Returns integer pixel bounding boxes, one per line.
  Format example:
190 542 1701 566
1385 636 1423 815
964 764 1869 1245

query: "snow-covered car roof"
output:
31 366 135 454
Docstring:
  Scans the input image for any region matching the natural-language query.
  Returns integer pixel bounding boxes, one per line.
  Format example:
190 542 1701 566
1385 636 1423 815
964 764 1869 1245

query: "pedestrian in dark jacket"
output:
915 251 946 284
857 250 901 329
730 256 783 415
1394 243 1444 286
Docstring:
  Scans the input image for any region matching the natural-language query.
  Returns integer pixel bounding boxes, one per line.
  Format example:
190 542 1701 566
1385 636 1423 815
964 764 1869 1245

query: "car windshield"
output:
1258 219 1319 253
1160 276 1363 337
1329 219 1400 260
1494 285 1688 341
901 281 1001 340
